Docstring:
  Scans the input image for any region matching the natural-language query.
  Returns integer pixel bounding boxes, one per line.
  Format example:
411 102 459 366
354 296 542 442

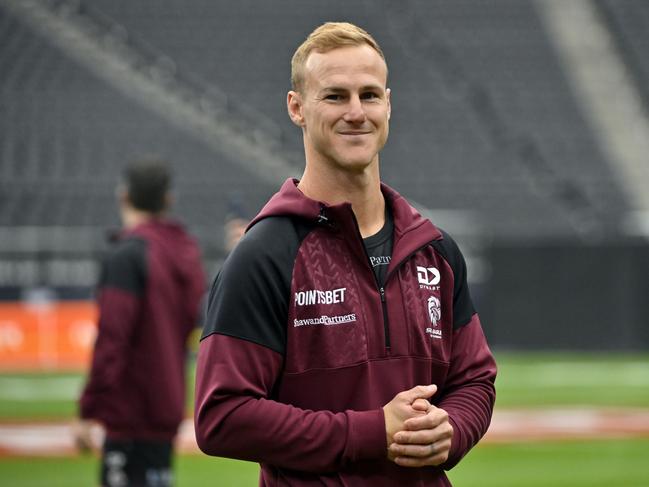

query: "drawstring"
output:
317 205 329 225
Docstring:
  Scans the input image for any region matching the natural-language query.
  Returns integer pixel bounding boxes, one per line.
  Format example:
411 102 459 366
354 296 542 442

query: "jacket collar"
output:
248 178 442 265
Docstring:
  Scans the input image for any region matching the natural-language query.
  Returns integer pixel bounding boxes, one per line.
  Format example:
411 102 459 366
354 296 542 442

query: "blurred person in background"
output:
223 191 250 253
194 22 496 486
74 159 206 487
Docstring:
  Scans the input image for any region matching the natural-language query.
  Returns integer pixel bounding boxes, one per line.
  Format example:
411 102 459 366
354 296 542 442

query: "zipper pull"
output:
317 205 329 225
380 287 386 302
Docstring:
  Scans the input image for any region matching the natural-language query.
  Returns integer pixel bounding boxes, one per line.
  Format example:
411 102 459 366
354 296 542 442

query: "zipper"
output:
342 205 393 351
342 205 434 352
378 242 437 350
379 286 390 349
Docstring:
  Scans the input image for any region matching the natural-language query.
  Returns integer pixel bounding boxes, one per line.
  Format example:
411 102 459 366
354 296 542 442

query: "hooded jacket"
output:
195 179 496 486
80 219 205 440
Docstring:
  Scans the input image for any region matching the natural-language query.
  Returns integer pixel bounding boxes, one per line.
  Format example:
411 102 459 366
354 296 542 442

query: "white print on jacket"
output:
426 295 442 339
417 266 441 292
294 287 346 306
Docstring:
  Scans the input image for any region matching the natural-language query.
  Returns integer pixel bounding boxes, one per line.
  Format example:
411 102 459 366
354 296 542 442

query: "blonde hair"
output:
290 22 386 92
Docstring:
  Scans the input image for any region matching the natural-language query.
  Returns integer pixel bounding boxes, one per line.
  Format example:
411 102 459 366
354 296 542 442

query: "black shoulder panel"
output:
201 216 311 354
98 237 147 296
430 229 475 330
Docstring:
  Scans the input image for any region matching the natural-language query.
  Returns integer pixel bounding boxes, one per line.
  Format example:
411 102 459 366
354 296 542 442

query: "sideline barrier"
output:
0 301 97 371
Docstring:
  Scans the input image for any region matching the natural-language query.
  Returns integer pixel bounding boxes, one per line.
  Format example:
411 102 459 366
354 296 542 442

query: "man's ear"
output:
386 87 391 121
287 91 305 127
116 184 129 207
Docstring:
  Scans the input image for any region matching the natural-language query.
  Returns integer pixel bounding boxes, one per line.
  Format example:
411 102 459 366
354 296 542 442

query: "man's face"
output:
288 44 391 173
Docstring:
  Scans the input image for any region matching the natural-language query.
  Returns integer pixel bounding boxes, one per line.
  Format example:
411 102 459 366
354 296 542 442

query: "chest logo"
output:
417 266 440 287
426 295 442 339
427 295 441 326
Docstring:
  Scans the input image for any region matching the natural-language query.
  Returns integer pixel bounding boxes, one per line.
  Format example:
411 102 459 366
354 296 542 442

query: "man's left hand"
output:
387 403 453 467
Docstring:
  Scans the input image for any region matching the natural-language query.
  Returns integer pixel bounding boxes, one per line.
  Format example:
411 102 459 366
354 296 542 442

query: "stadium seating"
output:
596 0 649 115
0 0 637 252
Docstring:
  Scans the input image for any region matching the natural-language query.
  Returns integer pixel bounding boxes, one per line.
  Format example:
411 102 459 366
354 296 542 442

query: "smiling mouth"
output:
338 131 371 136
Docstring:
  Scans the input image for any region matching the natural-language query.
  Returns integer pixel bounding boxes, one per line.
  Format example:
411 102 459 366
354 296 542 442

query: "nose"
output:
343 95 366 124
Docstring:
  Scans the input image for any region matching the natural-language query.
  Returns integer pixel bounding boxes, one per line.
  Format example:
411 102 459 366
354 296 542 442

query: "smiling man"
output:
194 22 497 486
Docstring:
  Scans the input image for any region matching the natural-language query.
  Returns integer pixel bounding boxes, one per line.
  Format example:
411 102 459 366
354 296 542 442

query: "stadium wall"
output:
481 241 649 351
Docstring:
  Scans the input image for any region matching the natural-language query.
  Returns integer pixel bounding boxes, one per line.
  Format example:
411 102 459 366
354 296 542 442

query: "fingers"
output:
394 420 453 445
393 450 450 467
411 398 430 412
389 437 452 467
403 407 449 431
398 384 437 404
389 436 451 457
387 407 453 467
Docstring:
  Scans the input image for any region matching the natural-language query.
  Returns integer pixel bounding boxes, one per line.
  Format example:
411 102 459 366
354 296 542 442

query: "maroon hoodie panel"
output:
80 219 205 440
196 334 454 487
80 288 141 426
248 179 322 229
194 334 387 472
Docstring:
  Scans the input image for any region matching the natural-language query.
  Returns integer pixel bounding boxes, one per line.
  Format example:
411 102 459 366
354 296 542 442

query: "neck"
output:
121 208 157 229
297 160 385 238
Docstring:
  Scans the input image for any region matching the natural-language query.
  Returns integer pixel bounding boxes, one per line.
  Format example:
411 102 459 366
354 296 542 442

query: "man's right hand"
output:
382 384 437 449
71 419 102 453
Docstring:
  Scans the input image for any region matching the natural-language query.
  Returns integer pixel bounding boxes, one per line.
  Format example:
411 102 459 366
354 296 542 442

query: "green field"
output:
1 352 648 486
1 439 648 487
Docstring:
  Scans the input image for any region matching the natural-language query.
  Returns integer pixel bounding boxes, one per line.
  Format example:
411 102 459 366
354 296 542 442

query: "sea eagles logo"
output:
427 295 441 327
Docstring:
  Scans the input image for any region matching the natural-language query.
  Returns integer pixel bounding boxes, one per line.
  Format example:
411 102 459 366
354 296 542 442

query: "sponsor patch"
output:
293 313 357 327
294 287 346 306
417 266 440 291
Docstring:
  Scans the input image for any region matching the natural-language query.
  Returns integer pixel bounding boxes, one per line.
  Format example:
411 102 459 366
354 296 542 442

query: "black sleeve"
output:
98 238 147 296
201 217 310 354
431 229 475 329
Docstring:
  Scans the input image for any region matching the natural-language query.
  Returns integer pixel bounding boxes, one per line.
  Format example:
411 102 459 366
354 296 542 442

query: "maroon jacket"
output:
195 179 496 486
80 219 205 441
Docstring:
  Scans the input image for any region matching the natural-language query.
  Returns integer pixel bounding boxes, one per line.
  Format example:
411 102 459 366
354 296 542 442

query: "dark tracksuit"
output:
80 219 205 441
195 179 497 486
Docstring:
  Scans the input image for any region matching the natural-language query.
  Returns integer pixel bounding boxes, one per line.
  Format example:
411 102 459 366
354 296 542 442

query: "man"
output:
195 22 496 486
76 160 206 487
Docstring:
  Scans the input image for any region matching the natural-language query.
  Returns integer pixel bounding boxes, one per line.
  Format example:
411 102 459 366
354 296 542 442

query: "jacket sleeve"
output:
195 335 386 472
433 233 497 469
194 218 387 472
79 239 146 422
438 313 496 469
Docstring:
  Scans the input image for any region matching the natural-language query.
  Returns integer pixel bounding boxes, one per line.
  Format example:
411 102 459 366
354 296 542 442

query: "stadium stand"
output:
1 0 648 351
86 0 631 241
1 0 633 250
596 0 649 113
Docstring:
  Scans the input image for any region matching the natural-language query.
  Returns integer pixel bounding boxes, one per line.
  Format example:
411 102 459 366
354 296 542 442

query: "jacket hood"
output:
125 218 203 282
248 178 442 252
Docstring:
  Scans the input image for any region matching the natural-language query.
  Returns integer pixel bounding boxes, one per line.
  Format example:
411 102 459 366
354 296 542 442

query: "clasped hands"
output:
383 384 453 467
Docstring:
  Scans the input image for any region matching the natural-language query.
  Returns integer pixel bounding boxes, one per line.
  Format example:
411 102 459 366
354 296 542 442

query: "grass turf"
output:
1 352 648 485
2 439 648 486
493 352 649 408
446 438 649 487
2 352 648 420
0 454 259 487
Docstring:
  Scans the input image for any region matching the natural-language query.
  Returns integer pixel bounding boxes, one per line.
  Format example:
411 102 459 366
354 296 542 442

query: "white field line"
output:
3 362 649 401
1 409 649 457
485 408 649 443
0 377 83 401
